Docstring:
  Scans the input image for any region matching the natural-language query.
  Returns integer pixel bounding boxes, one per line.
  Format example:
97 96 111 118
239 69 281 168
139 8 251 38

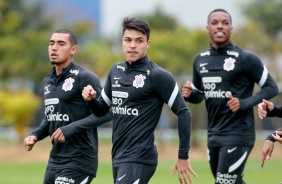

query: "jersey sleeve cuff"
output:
265 134 276 142
178 149 189 159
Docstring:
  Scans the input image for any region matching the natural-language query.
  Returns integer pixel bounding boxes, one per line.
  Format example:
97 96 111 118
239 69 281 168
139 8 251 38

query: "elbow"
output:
90 108 108 117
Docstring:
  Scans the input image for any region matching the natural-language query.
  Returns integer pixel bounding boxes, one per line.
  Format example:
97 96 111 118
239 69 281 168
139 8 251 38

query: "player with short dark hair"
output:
82 17 197 184
181 9 278 184
23 29 111 184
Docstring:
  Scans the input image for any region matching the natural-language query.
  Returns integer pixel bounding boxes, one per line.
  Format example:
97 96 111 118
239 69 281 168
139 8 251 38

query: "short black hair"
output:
207 9 232 24
122 17 151 40
54 29 77 45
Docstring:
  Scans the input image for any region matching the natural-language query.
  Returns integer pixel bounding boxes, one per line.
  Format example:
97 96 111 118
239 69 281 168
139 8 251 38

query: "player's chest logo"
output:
133 74 146 88
223 57 236 71
44 85 50 95
62 77 75 92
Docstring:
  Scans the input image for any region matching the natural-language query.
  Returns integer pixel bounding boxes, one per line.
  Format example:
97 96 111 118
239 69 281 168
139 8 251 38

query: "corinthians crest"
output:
133 74 146 88
223 57 236 71
62 77 75 92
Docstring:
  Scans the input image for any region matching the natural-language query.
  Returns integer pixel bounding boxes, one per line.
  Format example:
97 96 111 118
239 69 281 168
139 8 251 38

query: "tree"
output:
240 0 282 40
238 0 282 81
0 1 52 84
0 89 40 141
0 1 96 140
0 1 95 87
140 6 178 31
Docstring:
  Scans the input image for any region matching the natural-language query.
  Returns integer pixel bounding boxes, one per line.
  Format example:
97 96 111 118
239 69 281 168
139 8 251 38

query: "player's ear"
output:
70 45 78 55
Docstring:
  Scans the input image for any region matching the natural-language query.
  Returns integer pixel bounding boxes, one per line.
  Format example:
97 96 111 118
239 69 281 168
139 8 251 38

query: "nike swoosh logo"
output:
114 76 122 80
118 174 126 181
133 179 140 184
80 176 89 184
200 63 208 67
227 147 237 153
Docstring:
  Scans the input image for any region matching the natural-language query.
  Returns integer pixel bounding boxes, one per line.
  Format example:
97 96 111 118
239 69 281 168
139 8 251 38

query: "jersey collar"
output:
125 55 149 69
210 42 234 52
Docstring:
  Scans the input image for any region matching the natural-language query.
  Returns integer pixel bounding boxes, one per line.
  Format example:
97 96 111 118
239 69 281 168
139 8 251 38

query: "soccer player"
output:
23 29 111 184
82 17 197 184
258 99 282 168
181 9 278 184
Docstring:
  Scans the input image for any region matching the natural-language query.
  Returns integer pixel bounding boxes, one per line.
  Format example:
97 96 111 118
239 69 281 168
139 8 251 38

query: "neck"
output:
211 41 230 50
55 60 72 75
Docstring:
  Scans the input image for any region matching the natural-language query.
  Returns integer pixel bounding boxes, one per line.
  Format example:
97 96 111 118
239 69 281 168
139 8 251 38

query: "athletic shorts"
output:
112 162 157 184
208 145 253 184
43 167 94 184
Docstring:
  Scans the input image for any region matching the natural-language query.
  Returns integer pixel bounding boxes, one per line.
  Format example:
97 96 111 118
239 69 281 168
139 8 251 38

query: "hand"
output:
50 128 65 143
82 85 97 101
181 81 193 98
272 131 282 144
23 135 37 151
226 92 239 112
261 140 274 167
258 99 274 120
171 159 197 184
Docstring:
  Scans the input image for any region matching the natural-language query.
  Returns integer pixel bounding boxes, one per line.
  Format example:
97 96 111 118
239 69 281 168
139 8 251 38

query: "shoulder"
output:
150 62 174 81
111 61 126 73
194 48 211 61
232 45 261 61
42 69 54 83
72 62 99 79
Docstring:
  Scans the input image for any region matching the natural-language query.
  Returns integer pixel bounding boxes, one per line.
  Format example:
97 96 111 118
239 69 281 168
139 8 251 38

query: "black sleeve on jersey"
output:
267 106 282 117
184 88 205 103
239 52 278 110
60 112 113 138
30 117 49 141
153 68 192 159
81 68 110 117
87 68 113 117
173 93 192 159
184 56 205 103
266 127 282 142
88 96 110 117
80 68 102 97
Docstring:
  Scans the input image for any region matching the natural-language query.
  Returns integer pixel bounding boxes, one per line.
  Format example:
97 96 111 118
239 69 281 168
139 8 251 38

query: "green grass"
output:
0 158 281 184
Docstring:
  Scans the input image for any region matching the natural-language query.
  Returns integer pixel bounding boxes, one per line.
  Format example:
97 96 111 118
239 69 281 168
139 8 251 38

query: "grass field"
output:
0 159 281 184
1 136 281 183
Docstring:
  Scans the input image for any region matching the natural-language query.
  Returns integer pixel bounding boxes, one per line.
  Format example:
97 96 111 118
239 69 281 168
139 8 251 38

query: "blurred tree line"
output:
0 0 281 142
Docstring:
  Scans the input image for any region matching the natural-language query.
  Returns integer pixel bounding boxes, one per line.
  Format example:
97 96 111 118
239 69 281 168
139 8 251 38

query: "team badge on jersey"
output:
62 77 75 92
133 74 146 88
223 57 236 71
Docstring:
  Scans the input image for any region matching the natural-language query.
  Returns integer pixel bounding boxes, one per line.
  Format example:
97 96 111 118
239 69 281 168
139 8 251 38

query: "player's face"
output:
122 29 150 64
206 11 233 49
48 33 77 66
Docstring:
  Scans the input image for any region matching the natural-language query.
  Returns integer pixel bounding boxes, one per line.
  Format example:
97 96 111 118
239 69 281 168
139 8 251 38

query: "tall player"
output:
23 29 111 184
181 9 278 184
82 17 197 184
